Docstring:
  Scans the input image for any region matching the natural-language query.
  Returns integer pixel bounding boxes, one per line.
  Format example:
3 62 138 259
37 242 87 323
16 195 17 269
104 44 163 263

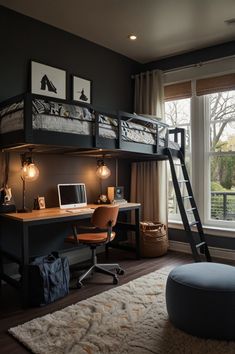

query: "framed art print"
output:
34 196 46 210
31 61 66 99
73 75 91 104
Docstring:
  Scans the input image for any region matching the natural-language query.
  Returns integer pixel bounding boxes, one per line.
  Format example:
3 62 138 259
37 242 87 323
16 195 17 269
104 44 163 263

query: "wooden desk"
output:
0 203 141 306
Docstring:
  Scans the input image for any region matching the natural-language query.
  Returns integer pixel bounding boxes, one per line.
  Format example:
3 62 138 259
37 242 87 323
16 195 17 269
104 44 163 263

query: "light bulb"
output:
128 34 137 40
96 164 111 179
21 163 39 182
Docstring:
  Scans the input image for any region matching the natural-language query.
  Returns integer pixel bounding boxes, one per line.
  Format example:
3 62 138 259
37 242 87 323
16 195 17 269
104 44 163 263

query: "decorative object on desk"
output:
34 196 46 210
140 221 168 257
31 61 66 99
18 150 39 213
96 193 110 204
111 199 128 205
10 266 234 354
72 75 92 103
107 186 127 204
107 160 127 204
0 185 16 213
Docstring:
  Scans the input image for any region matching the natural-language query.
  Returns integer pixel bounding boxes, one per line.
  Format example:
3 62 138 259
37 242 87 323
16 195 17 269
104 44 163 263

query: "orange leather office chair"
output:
67 205 124 288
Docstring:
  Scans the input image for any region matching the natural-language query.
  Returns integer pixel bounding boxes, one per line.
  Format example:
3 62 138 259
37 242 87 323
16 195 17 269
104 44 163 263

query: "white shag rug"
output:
9 266 235 354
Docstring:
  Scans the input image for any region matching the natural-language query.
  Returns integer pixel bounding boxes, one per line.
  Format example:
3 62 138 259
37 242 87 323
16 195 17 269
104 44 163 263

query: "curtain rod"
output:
131 54 235 78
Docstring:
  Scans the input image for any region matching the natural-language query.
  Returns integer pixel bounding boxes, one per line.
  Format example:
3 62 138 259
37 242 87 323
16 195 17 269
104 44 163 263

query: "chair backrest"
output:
91 205 119 229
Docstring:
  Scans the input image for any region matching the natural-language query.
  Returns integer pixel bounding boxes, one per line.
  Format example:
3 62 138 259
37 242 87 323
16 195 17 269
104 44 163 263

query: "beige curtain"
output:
131 161 159 221
131 70 167 225
134 70 164 117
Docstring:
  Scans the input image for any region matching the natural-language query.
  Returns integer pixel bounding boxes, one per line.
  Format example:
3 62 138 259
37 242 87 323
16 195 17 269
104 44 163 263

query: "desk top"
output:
0 203 141 223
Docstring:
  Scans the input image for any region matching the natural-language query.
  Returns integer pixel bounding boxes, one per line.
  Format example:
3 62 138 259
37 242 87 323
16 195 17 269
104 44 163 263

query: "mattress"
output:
0 100 24 133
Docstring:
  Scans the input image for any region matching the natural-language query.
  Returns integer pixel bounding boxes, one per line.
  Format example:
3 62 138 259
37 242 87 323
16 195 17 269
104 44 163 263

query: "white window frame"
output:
203 93 235 229
163 57 235 233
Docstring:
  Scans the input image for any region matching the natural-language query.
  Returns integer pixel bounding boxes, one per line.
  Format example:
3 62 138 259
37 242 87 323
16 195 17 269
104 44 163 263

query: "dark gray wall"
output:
143 40 235 72
7 152 131 210
0 6 141 112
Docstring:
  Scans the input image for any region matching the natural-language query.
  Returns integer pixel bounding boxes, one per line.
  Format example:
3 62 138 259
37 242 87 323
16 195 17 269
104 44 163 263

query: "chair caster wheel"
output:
77 281 83 289
113 276 118 285
116 268 125 275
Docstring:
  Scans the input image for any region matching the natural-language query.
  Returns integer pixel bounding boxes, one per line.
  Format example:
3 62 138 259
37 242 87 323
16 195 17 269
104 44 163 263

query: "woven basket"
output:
140 221 168 257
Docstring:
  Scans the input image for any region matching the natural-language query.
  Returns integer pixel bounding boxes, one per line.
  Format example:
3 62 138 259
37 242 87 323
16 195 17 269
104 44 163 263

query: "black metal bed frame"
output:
0 93 184 158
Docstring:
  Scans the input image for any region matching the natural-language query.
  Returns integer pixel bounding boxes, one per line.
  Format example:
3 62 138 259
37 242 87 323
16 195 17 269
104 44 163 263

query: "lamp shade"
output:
21 163 39 182
96 161 111 179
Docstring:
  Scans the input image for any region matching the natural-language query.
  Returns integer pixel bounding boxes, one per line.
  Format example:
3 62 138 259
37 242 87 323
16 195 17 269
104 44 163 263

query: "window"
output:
164 67 235 230
165 98 191 220
205 90 235 224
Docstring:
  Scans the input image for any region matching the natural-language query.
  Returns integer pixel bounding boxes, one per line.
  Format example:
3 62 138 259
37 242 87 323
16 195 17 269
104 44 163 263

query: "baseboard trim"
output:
169 240 235 261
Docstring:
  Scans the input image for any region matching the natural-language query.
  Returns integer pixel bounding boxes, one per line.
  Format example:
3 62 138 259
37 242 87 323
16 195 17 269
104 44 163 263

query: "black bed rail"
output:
168 127 185 157
118 111 169 153
0 92 94 111
0 93 25 110
0 93 96 149
0 93 178 156
94 109 118 148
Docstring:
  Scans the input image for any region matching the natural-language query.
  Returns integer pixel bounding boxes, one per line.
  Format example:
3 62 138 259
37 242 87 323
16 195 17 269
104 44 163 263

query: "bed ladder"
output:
166 148 212 262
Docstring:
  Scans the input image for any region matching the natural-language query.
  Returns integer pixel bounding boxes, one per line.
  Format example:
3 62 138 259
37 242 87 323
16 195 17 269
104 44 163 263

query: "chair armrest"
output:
78 225 97 231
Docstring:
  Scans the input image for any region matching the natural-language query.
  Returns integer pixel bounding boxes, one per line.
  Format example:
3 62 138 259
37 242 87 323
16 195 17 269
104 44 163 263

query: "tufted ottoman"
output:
166 262 235 340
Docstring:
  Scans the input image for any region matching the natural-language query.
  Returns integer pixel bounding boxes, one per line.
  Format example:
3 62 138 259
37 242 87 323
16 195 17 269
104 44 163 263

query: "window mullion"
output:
191 81 204 221
203 95 211 224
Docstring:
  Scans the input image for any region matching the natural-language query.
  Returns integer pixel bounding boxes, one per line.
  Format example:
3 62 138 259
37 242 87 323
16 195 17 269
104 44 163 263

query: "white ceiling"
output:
1 0 235 63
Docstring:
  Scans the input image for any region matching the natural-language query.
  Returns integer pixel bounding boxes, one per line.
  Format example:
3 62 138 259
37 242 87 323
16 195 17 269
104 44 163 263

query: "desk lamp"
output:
96 158 111 203
18 151 39 213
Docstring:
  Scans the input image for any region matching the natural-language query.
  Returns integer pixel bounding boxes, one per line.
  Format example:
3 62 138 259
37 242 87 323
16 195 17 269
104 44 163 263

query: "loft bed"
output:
0 93 185 158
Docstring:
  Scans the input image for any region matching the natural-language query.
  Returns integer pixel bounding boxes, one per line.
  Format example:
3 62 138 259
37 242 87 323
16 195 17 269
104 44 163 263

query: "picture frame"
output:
34 196 46 210
38 197 46 209
72 75 92 104
31 61 66 99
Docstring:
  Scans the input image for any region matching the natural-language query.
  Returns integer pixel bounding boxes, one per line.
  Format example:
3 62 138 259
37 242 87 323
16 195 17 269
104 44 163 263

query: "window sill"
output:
168 220 235 238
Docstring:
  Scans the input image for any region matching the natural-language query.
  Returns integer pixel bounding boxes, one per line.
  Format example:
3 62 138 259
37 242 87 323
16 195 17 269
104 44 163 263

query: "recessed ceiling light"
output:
128 34 137 40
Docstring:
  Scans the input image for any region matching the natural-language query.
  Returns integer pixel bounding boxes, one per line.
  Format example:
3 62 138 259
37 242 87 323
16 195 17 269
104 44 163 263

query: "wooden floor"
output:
0 249 233 354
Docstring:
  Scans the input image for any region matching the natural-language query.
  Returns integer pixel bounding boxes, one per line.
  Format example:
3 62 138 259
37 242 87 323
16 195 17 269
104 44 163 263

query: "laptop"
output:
58 183 87 209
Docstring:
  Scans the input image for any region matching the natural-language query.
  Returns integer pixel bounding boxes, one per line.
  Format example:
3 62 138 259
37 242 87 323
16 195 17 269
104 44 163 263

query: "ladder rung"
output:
196 242 206 249
189 221 199 227
186 207 196 213
178 179 189 183
182 195 192 199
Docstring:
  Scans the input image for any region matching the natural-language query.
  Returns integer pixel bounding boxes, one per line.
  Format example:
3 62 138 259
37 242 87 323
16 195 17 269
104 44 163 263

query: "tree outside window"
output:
208 90 235 221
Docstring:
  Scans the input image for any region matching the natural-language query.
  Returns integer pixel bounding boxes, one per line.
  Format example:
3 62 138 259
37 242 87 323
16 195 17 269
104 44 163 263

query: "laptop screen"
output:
57 183 87 209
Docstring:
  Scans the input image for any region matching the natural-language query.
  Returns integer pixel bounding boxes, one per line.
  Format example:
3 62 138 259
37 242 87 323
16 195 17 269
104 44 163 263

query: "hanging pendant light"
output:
96 159 111 179
21 162 39 181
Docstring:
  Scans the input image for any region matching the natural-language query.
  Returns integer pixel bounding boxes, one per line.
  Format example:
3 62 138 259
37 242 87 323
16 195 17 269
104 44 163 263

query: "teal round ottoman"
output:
166 262 235 340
